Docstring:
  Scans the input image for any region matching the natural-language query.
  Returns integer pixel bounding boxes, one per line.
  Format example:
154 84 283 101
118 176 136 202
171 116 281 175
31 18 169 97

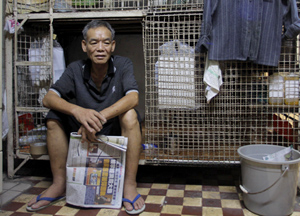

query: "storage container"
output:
268 72 284 105
284 72 299 105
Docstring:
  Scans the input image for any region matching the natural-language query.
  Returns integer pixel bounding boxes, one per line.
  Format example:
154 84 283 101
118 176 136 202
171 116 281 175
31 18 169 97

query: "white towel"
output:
203 56 223 103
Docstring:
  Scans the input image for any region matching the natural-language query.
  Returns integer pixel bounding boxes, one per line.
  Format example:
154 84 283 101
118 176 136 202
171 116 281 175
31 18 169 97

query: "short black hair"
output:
82 20 115 41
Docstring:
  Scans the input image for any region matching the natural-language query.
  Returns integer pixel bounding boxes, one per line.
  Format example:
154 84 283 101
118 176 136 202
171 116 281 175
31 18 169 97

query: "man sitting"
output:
27 20 145 215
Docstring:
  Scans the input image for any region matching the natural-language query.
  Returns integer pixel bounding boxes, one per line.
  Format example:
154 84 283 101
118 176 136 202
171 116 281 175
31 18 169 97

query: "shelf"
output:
15 61 52 66
16 107 49 112
16 10 147 21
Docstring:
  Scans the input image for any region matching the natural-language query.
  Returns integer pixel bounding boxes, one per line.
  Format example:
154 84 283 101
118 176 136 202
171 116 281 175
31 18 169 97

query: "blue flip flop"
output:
26 194 65 212
122 194 146 215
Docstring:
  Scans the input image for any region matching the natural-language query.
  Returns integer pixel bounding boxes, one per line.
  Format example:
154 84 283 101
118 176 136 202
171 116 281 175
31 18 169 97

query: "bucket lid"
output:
237 144 300 165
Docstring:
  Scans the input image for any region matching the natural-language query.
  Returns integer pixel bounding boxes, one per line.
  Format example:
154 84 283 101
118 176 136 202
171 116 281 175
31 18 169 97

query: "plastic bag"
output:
4 19 23 34
159 39 194 57
155 40 198 109
28 37 51 85
53 39 66 83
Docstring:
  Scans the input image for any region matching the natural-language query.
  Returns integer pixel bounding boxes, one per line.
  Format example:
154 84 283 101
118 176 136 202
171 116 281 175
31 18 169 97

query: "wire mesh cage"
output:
52 0 148 12
6 0 148 14
5 0 204 14
16 111 48 154
16 65 51 107
16 23 52 108
6 0 50 14
143 13 300 165
14 23 51 155
148 0 203 13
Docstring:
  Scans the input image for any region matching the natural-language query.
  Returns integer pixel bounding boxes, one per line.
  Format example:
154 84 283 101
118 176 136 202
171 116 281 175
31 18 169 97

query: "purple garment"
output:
196 0 300 66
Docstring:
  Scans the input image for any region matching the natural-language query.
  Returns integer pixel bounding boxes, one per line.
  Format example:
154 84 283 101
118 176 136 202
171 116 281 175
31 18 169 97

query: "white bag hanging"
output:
156 40 198 109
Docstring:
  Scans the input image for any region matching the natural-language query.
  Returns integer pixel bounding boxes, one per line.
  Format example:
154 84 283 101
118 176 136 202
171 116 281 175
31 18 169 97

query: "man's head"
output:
82 20 115 41
82 20 116 65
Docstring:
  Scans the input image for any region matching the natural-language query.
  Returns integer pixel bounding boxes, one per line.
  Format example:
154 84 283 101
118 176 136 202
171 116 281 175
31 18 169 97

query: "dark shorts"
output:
45 109 142 140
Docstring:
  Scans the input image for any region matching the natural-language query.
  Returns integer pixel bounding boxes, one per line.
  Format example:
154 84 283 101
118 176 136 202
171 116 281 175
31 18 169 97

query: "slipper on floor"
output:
26 194 65 212
122 194 146 215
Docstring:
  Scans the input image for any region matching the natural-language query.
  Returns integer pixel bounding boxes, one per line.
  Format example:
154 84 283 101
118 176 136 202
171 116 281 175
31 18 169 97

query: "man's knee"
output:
46 119 64 133
119 109 139 130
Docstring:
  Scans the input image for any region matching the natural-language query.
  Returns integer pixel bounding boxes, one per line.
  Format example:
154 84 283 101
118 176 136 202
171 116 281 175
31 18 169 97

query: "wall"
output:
114 34 145 120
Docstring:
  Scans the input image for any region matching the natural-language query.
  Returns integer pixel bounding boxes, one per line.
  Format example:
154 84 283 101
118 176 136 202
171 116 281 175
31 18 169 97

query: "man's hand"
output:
72 107 107 133
78 125 99 144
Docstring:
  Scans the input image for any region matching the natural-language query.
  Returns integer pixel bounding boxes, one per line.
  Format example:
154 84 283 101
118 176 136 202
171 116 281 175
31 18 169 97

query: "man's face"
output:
82 26 116 65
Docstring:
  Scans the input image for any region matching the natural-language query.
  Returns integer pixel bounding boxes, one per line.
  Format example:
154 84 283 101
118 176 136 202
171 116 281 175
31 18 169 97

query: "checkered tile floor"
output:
2 165 300 216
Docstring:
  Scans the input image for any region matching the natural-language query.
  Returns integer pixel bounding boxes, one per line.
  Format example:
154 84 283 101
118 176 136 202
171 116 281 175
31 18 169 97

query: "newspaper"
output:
66 132 127 208
97 135 127 152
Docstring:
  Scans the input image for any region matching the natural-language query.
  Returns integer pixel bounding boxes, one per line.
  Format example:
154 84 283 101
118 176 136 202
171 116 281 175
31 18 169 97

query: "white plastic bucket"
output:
238 144 300 216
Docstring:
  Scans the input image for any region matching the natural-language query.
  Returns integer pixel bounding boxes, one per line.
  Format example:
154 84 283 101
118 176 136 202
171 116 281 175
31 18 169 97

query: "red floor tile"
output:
202 199 222 207
169 184 185 190
144 203 162 213
26 187 46 195
75 208 102 216
148 188 168 196
182 206 202 215
202 185 219 192
222 208 244 216
184 190 202 198
2 202 25 211
165 197 184 205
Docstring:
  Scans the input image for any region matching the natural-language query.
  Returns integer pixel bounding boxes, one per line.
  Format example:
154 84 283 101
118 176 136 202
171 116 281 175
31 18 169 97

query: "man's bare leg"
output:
27 119 68 210
120 109 144 211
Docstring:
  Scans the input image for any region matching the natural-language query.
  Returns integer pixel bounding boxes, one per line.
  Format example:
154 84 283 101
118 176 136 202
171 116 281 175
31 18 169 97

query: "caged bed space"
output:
142 13 299 165
5 2 300 178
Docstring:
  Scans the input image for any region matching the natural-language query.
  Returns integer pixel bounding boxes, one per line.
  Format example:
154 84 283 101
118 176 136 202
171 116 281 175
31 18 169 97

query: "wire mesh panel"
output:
53 0 148 11
14 23 51 155
6 0 148 14
16 23 52 108
148 0 203 13
16 65 51 107
17 111 48 154
143 13 299 165
6 0 50 14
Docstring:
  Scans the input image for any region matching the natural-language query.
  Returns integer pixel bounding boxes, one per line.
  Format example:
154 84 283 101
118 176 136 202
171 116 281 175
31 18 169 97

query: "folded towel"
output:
203 56 223 103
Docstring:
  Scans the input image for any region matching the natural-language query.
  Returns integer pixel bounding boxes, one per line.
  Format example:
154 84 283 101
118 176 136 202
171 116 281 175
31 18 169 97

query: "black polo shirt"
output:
46 55 139 136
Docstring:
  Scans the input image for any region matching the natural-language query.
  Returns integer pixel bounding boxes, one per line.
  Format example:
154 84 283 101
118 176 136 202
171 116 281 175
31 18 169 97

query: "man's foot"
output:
26 194 65 212
123 182 145 212
122 194 145 215
27 183 65 211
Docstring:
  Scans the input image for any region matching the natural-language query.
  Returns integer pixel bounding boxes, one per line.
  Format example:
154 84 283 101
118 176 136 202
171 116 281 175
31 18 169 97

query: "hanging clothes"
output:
203 56 223 104
196 0 300 67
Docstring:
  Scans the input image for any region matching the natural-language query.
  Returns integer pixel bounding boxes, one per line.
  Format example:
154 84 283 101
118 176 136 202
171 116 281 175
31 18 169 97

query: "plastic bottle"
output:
142 144 158 154
268 73 284 105
284 72 299 105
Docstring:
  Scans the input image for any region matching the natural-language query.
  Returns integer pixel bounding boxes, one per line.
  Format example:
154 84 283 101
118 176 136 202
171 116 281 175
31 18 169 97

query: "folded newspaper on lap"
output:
97 135 127 152
66 132 127 208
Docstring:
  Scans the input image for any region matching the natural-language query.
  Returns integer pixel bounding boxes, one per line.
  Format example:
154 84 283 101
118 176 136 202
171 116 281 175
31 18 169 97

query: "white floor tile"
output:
11 183 32 192
3 182 18 190
0 190 22 206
